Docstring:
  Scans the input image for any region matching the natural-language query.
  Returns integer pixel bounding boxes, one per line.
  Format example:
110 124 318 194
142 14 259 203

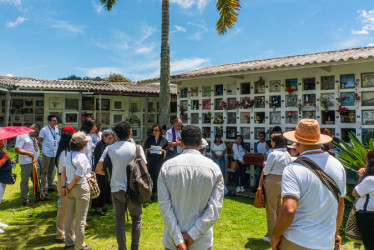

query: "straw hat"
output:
283 119 332 145
287 143 297 149
71 132 91 144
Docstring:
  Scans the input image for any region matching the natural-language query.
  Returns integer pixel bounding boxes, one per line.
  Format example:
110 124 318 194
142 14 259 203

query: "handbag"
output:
345 193 370 243
253 170 265 208
71 153 100 199
230 161 238 170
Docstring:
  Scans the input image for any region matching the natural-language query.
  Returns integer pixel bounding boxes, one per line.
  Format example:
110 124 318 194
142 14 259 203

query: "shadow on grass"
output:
245 238 269 249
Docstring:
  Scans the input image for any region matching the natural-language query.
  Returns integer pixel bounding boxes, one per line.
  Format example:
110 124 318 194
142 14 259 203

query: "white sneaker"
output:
0 228 4 234
236 186 241 193
0 222 8 229
241 186 246 192
262 236 270 242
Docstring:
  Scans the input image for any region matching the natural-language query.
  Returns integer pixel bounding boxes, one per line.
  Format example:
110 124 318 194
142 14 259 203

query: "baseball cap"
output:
63 126 77 134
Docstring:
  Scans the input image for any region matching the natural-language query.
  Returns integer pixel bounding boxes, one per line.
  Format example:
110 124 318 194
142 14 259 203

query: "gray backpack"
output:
126 145 153 203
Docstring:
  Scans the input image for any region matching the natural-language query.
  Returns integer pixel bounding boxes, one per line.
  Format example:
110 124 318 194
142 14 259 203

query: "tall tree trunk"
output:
159 0 171 127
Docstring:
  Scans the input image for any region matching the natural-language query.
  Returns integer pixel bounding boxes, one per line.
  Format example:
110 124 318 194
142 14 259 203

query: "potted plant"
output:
320 96 329 112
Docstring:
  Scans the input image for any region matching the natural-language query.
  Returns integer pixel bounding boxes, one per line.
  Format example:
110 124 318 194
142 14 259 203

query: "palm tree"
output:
100 0 241 126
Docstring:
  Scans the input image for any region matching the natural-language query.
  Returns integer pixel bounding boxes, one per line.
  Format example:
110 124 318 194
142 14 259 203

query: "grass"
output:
0 150 362 249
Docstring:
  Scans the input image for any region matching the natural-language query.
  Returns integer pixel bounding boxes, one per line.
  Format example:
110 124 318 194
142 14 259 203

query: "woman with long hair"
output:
352 150 374 249
232 135 247 193
60 132 92 250
211 134 226 177
55 131 73 243
143 124 168 193
262 134 292 243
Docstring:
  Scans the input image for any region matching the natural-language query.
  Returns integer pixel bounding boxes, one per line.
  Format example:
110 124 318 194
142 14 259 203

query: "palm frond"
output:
100 0 118 11
216 0 241 35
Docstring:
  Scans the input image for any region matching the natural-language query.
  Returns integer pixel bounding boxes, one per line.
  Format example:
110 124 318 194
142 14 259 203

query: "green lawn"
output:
0 162 361 249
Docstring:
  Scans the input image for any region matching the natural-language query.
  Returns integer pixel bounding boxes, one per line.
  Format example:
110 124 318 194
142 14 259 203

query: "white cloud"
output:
197 0 209 11
0 0 21 6
171 57 210 72
170 0 195 9
175 25 186 32
51 21 85 33
352 10 374 35
6 73 14 77
352 29 369 35
368 43 374 47
79 67 123 77
92 0 103 13
187 21 208 40
6 16 27 28
136 43 156 54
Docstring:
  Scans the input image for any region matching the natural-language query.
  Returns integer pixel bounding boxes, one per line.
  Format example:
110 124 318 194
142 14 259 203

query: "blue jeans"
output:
212 156 226 177
235 161 246 186
255 165 263 188
0 182 6 204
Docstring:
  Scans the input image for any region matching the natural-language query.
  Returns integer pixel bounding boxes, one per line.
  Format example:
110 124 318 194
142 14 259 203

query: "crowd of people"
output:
0 116 372 249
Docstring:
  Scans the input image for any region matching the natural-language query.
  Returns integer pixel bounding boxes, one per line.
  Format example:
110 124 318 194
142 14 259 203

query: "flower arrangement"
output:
219 99 228 110
213 114 224 124
224 141 234 154
320 96 329 109
320 128 332 136
336 105 348 114
287 111 294 118
82 112 93 121
234 101 240 109
269 98 280 108
254 116 262 123
283 83 296 93
256 97 265 106
206 112 212 119
354 92 360 101
182 113 188 120
337 96 347 103
240 98 255 109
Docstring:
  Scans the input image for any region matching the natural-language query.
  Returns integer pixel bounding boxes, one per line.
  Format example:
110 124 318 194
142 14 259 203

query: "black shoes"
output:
22 201 33 207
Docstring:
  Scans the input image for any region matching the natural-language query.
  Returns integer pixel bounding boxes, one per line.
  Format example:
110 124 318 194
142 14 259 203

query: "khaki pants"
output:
41 154 55 191
65 182 90 250
279 236 329 250
112 190 142 250
264 174 282 238
56 175 68 240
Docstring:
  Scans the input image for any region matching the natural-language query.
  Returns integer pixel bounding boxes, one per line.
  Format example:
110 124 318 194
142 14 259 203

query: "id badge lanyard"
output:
48 125 58 155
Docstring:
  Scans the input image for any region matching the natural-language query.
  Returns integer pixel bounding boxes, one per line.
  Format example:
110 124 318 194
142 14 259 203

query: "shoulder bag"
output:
231 144 239 170
253 170 265 208
71 153 100 199
345 192 372 243
294 157 341 203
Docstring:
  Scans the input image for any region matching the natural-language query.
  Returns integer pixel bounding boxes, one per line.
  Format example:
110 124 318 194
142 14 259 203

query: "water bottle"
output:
11 160 16 170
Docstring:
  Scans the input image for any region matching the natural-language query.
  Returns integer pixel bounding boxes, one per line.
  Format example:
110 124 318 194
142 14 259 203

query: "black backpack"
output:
126 145 153 204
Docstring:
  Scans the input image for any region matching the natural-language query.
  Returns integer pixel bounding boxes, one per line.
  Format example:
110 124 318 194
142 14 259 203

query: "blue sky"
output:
0 0 373 81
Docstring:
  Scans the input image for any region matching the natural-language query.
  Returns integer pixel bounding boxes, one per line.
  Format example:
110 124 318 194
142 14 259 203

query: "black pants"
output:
91 174 110 209
356 211 374 249
235 161 246 186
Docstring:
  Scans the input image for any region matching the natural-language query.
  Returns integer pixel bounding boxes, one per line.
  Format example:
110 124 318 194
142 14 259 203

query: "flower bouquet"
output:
213 114 224 124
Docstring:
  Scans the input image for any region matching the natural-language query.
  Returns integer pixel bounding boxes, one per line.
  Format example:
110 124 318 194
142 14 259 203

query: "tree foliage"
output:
216 0 241 35
106 73 132 83
59 75 106 81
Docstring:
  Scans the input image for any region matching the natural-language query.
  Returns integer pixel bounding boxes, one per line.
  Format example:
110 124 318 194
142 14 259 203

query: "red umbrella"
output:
0 126 34 140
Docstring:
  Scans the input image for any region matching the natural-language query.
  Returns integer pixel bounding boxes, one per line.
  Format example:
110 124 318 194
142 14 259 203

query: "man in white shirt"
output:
15 124 42 206
38 114 60 195
165 118 182 159
271 119 346 250
96 121 147 250
158 125 224 250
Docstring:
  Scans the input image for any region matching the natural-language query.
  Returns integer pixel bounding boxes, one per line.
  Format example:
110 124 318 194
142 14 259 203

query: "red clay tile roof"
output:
137 46 374 84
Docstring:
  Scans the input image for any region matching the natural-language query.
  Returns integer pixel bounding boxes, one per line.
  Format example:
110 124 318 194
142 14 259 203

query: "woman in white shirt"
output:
262 133 291 243
60 132 92 250
55 132 73 243
232 135 247 193
353 150 374 249
211 134 227 177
